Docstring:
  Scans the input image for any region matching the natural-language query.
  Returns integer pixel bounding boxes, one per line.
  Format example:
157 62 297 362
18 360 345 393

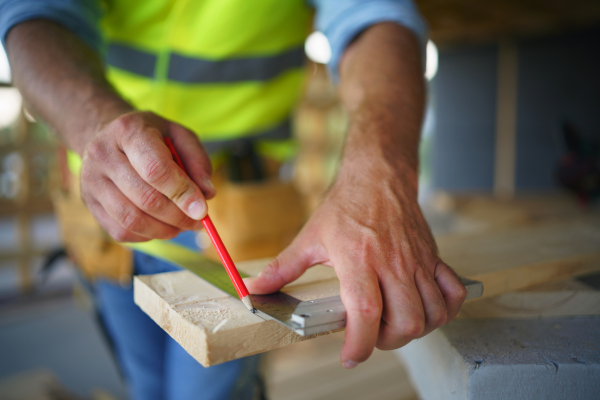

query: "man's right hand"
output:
80 111 215 242
5 22 215 242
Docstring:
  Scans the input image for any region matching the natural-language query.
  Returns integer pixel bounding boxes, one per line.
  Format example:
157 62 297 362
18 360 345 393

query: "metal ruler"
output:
128 240 483 336
251 277 483 336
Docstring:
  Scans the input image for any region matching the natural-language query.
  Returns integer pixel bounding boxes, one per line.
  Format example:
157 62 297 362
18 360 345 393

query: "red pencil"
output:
164 137 255 313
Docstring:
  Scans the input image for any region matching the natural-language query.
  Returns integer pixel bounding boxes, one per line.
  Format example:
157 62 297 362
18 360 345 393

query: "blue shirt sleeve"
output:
311 0 428 81
0 0 103 52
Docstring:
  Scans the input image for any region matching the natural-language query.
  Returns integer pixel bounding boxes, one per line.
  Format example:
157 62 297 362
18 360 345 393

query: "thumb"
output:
244 240 317 295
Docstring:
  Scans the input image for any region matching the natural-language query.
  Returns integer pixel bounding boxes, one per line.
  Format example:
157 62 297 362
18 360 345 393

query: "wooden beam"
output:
457 280 600 319
439 218 600 299
134 217 600 366
134 262 339 367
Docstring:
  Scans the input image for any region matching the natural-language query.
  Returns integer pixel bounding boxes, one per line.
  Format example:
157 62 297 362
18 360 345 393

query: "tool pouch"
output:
51 148 132 283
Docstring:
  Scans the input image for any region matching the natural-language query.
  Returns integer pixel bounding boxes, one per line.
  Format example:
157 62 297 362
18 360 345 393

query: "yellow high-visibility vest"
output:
68 0 312 172
65 1 312 268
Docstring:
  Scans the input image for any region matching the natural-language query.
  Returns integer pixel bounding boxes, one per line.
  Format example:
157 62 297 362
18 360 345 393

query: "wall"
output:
430 27 600 192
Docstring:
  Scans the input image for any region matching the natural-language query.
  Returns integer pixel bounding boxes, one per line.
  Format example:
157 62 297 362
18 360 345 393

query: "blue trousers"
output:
94 233 262 400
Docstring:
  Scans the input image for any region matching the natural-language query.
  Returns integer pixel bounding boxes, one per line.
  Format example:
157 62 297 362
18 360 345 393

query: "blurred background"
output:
0 0 599 399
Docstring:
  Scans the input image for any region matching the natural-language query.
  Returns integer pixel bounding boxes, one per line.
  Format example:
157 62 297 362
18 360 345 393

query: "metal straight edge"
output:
253 277 483 337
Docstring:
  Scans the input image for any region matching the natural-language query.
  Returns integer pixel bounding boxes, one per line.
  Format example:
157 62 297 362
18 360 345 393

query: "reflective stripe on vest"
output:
107 44 305 84
100 0 312 152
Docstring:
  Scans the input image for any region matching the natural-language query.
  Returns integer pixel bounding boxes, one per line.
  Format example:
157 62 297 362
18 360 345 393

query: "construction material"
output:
457 280 600 319
439 218 600 299
397 316 600 400
164 137 255 312
134 260 340 366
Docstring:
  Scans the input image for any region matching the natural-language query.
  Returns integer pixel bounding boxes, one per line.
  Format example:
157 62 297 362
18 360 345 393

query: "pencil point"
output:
241 295 255 313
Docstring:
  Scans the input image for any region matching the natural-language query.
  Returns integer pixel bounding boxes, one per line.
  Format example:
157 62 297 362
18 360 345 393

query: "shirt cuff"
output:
0 0 103 53
314 0 428 82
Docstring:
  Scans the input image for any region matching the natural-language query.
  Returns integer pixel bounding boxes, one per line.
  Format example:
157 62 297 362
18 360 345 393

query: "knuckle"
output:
352 300 382 322
143 159 171 187
140 187 166 211
168 181 190 202
110 229 130 243
119 208 143 232
86 140 109 161
397 319 425 338
112 112 140 133
262 258 283 278
430 309 448 327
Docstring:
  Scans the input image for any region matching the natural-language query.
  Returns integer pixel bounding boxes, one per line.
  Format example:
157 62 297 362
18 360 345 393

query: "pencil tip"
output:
241 295 255 313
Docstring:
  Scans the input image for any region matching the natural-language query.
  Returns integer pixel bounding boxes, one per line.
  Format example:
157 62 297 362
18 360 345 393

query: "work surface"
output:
399 314 600 400
134 212 600 367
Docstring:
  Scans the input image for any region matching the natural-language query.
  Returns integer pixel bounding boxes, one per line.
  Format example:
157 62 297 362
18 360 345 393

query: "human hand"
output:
80 111 215 242
244 175 467 369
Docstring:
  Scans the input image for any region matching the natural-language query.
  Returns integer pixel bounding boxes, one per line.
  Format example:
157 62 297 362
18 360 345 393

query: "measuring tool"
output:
127 240 483 336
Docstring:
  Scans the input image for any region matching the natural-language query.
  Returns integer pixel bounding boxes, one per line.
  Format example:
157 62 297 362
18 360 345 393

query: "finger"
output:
244 238 321 294
376 269 426 350
434 261 467 322
89 177 180 240
336 260 382 369
168 123 216 200
414 267 448 335
105 150 204 231
119 124 209 221
84 199 150 243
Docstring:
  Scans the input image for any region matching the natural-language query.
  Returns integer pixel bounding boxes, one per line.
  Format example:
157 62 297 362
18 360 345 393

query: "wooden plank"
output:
133 263 339 367
440 218 600 299
457 280 600 319
134 218 600 366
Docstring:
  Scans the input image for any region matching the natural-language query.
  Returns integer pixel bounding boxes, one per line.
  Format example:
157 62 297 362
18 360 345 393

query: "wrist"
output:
69 90 134 156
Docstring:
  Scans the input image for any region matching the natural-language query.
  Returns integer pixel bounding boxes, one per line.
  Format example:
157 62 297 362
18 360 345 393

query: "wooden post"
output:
16 108 32 293
493 41 519 199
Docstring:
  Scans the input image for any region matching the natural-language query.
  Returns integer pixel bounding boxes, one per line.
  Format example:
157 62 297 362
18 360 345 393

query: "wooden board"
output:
134 261 339 367
134 218 600 367
457 280 600 319
441 218 600 299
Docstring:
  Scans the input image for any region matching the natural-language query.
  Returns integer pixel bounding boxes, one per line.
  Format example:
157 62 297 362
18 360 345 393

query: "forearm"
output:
337 22 425 197
6 20 133 155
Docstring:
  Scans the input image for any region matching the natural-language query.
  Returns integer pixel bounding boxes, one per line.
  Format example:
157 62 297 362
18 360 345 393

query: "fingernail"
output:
188 200 206 220
202 177 215 192
342 360 358 369
258 268 271 277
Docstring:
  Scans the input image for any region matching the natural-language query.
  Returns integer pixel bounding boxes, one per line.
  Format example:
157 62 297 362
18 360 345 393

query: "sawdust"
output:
174 298 234 330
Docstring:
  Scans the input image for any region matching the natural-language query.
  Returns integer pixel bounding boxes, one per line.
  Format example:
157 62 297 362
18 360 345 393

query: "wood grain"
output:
440 219 600 299
134 263 339 367
457 280 600 319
